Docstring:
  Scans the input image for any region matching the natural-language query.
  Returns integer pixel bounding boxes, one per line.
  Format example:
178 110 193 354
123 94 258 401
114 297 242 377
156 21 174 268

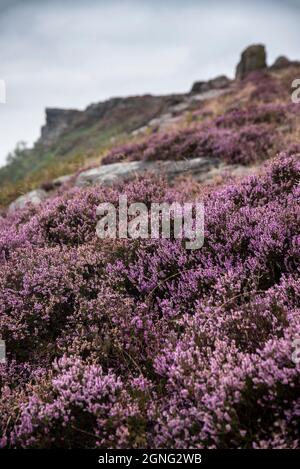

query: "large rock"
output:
236 44 267 79
52 174 73 187
41 174 74 192
191 75 230 94
75 157 221 187
270 55 300 70
8 189 47 213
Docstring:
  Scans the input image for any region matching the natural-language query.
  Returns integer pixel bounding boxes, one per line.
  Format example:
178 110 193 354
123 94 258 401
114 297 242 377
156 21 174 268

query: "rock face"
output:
190 75 230 94
236 44 267 79
39 108 82 148
8 189 47 213
75 157 221 187
36 96 183 150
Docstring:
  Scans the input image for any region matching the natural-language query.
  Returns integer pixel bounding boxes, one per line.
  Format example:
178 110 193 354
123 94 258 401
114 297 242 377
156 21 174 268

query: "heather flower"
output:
0 140 299 448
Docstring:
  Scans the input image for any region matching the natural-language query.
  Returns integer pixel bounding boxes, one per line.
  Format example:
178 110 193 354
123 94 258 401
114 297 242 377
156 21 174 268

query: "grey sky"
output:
0 0 299 166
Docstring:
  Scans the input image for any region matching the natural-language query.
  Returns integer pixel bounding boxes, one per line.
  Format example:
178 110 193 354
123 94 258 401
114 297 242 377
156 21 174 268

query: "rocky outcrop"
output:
75 157 221 187
8 189 47 213
41 174 73 192
236 44 267 79
52 174 73 187
270 55 300 70
75 158 259 188
39 108 82 148
32 50 247 155
36 96 184 151
190 75 230 94
7 160 254 213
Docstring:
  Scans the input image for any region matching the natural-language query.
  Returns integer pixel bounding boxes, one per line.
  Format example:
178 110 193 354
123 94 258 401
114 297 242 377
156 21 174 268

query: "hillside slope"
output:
1 50 300 209
0 46 300 449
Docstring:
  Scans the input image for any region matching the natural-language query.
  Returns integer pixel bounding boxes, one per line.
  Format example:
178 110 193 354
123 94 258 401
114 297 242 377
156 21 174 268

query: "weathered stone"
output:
8 189 47 213
39 108 82 148
270 55 300 70
41 174 74 192
236 44 267 79
75 157 221 187
52 174 73 187
191 89 229 101
191 75 230 94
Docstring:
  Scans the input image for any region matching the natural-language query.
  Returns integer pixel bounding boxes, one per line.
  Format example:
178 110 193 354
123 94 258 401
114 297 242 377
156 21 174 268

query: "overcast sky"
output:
0 0 299 166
